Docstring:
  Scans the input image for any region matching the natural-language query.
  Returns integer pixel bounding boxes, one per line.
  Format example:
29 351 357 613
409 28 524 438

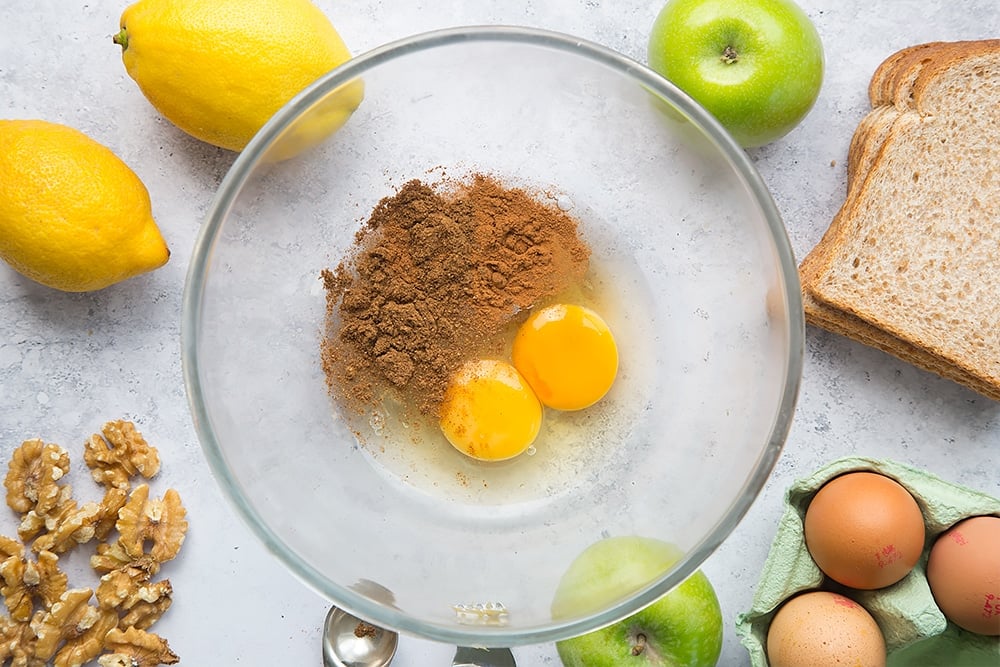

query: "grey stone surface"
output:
1 1 997 664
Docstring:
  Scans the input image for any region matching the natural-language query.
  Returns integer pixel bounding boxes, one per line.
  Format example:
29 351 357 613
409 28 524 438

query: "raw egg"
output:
926 514 1000 636
439 359 542 461
803 471 925 590
766 591 886 667
512 304 618 411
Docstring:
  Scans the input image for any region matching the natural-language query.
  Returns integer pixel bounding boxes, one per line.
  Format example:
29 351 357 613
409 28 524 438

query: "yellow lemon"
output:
0 120 170 293
114 0 363 158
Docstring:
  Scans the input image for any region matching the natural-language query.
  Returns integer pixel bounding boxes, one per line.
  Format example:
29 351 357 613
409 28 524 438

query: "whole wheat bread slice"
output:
869 41 977 108
800 43 953 297
801 42 990 392
799 44 950 282
805 40 989 282
801 40 1000 400
803 291 1000 401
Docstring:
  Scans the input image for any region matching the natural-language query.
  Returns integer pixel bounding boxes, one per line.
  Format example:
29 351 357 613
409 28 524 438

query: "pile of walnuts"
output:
0 421 187 667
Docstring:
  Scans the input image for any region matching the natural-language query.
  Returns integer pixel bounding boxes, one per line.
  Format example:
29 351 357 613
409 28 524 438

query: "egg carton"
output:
735 456 1000 666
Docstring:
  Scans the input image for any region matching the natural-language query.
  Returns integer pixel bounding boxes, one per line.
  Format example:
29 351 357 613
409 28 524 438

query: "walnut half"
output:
91 484 188 580
96 570 173 631
4 440 70 517
84 422 161 491
30 588 118 667
0 548 68 622
98 627 178 667
31 501 102 555
116 485 187 565
0 614 44 667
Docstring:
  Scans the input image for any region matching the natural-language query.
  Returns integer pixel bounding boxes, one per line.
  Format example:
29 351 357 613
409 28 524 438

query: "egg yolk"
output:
512 304 618 411
439 359 542 461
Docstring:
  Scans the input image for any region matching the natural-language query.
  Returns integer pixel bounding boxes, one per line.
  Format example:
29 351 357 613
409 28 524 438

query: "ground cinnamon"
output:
320 173 590 418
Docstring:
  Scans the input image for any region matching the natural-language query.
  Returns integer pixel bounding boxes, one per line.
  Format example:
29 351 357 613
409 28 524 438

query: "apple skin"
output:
647 0 824 148
553 536 723 667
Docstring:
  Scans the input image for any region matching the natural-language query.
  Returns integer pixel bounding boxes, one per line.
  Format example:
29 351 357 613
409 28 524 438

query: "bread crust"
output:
804 301 1000 401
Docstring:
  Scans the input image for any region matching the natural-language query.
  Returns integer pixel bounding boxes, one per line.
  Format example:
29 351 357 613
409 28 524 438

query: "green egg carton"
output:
735 456 1000 666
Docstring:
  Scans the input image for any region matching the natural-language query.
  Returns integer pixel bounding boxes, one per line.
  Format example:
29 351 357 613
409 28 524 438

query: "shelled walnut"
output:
84 422 161 491
32 502 102 556
90 542 161 581
30 588 118 667
0 614 43 667
116 486 187 565
0 421 187 665
94 488 129 544
96 567 173 630
0 548 67 622
4 440 71 517
99 627 178 667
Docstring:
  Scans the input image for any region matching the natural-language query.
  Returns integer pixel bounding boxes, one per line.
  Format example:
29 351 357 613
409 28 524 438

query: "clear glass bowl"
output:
182 26 803 647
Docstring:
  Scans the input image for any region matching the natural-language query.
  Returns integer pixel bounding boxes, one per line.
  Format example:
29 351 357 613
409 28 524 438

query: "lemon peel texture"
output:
0 120 170 292
114 0 363 158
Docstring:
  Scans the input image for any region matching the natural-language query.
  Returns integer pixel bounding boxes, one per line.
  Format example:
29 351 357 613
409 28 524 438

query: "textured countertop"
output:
1 1 997 665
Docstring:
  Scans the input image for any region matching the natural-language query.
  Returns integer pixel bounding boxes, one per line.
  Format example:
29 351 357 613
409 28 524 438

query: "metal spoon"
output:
452 646 517 667
322 606 398 667
321 605 517 667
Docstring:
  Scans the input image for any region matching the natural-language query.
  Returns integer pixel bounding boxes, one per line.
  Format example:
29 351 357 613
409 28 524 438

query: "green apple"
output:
647 0 824 148
552 536 722 667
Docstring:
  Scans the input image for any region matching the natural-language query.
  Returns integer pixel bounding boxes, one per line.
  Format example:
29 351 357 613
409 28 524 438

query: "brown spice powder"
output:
353 621 379 639
320 174 591 418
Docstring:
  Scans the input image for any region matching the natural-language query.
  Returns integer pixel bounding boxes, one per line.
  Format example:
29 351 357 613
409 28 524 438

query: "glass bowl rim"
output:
181 24 805 647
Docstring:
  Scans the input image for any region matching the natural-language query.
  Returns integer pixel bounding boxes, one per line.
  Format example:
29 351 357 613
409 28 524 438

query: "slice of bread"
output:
800 40 1000 400
802 41 962 293
803 293 1000 401
802 41 995 391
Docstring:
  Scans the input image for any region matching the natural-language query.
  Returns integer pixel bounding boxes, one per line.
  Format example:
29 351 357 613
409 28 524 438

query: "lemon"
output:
0 120 170 292
113 0 363 157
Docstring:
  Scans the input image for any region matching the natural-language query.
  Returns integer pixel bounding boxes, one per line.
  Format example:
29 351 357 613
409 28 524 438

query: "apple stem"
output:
632 633 647 656
721 45 739 64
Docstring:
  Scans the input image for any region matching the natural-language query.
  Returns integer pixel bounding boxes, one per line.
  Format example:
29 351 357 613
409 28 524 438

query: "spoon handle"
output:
452 646 516 667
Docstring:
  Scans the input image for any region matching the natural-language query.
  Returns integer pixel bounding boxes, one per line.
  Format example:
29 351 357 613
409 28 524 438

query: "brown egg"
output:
766 590 886 667
926 515 1000 636
804 471 925 589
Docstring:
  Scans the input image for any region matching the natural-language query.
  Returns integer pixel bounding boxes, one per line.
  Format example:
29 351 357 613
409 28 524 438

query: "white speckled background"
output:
0 1 997 665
